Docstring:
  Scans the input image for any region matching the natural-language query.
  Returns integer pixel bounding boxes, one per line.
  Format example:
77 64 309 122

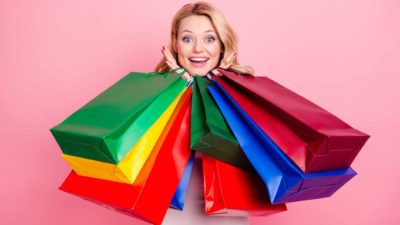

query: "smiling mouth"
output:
188 57 209 69
189 57 209 63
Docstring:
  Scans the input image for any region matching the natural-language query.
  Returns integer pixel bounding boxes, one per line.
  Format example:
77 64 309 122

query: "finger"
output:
224 62 233 69
219 58 228 69
165 60 174 69
164 54 178 70
211 68 221 75
219 53 235 69
161 48 172 62
219 60 231 69
164 47 174 58
166 59 178 70
163 47 176 63
224 52 236 66
226 51 236 62
163 49 179 69
181 72 192 81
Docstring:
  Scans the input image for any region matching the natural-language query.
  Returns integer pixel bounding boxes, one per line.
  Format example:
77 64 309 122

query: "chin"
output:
188 68 211 77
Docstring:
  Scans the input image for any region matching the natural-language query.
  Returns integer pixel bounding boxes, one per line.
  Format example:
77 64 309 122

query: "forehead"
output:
178 15 216 34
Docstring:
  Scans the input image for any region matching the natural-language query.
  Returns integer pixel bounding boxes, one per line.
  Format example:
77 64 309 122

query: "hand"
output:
161 46 192 81
211 51 236 76
219 51 236 69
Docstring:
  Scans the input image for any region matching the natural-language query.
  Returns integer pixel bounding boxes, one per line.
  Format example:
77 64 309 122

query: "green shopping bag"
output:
190 76 253 171
51 69 188 164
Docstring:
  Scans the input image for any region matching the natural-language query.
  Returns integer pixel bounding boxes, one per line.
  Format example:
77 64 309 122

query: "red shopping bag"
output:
203 155 286 216
59 88 192 225
215 69 369 172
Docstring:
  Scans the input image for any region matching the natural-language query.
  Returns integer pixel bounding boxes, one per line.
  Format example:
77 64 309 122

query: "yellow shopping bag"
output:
61 89 186 184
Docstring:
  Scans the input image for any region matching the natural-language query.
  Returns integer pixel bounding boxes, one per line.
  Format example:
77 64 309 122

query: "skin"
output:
162 15 236 80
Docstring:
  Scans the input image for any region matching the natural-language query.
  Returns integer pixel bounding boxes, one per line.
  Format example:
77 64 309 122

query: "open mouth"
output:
189 57 209 68
189 57 209 62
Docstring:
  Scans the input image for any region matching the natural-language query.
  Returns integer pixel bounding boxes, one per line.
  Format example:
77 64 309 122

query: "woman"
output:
155 1 254 80
155 4 257 223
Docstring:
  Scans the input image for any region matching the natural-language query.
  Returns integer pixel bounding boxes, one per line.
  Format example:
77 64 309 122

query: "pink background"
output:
1 0 399 224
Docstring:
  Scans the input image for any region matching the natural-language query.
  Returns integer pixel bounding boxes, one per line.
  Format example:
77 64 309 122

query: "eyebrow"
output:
180 29 216 34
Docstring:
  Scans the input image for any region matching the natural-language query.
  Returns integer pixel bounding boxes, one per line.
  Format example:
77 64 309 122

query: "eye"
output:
182 36 192 43
205 36 216 43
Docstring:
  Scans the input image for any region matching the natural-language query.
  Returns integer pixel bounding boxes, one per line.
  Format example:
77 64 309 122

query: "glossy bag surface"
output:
190 76 252 172
203 155 286 216
51 70 187 164
61 90 185 184
215 69 369 173
59 88 192 225
209 84 356 204
170 152 195 210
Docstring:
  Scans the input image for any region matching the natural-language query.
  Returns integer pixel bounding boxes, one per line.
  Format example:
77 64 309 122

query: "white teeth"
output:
189 57 208 62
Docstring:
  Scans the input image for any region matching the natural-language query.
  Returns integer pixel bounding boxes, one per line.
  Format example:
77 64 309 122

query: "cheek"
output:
209 47 222 64
178 54 188 67
176 44 190 64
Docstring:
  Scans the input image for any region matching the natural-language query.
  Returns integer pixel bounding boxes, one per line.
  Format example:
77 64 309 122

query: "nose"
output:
192 40 204 53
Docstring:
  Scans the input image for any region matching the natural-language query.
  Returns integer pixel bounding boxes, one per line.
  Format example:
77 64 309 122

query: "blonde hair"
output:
155 1 254 75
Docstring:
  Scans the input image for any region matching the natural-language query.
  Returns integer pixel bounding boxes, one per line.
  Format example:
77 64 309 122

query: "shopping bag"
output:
59 87 192 225
190 76 253 172
215 69 369 172
60 90 185 183
208 83 356 204
170 152 195 210
51 69 188 164
203 155 286 216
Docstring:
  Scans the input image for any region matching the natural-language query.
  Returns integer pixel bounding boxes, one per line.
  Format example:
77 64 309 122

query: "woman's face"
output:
174 15 223 76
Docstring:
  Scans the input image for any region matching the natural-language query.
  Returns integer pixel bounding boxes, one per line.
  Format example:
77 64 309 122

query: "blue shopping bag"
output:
170 152 195 210
208 82 356 204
